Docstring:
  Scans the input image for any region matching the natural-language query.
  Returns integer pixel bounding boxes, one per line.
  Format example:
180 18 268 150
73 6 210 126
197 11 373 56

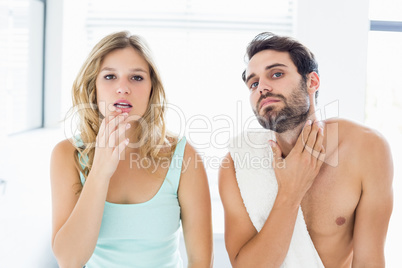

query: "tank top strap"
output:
72 135 87 186
164 137 187 192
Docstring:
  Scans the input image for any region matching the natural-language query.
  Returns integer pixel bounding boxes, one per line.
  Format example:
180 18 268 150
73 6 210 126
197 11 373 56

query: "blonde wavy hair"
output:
71 31 177 180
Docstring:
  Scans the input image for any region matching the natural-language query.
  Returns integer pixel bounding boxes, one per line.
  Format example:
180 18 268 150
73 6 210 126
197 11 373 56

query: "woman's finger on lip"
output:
105 113 128 137
115 113 129 124
103 106 123 126
108 103 116 111
108 103 123 115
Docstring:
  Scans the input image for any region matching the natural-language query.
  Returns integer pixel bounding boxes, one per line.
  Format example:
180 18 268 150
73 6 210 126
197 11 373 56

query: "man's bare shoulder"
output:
324 118 392 177
324 118 388 149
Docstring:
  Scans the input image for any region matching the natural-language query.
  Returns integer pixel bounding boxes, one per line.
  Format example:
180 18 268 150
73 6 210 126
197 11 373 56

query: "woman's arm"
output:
178 143 213 268
50 139 110 267
50 113 130 267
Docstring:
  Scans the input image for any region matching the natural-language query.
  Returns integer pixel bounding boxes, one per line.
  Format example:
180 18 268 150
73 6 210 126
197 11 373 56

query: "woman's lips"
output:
113 100 133 113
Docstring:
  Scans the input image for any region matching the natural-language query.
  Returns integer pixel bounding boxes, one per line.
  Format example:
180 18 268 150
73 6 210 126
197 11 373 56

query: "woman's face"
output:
95 47 152 119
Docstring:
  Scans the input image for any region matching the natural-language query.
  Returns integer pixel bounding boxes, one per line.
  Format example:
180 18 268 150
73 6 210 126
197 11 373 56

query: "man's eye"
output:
132 76 143 81
250 82 259 89
273 72 283 78
104 74 115 80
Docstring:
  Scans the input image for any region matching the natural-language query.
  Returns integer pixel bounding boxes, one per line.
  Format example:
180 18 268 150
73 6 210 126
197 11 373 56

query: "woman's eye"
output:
250 81 259 90
272 72 283 78
104 74 115 80
132 76 143 81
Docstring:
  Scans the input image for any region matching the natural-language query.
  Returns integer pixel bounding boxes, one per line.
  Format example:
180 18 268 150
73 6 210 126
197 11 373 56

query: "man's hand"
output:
269 120 326 207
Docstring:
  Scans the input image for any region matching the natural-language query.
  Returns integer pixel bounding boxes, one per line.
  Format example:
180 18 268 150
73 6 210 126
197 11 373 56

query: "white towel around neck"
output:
228 130 324 268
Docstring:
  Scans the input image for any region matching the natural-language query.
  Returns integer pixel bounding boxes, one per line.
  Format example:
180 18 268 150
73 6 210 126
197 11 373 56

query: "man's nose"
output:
257 80 273 94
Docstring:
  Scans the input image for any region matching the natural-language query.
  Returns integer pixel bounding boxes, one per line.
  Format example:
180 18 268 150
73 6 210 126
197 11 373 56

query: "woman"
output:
50 31 213 267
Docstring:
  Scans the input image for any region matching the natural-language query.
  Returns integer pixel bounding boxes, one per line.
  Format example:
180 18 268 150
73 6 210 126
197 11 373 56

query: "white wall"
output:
296 0 369 123
44 0 370 127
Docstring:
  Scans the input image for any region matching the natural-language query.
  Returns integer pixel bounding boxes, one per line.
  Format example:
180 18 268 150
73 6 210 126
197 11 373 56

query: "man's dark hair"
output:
242 32 319 102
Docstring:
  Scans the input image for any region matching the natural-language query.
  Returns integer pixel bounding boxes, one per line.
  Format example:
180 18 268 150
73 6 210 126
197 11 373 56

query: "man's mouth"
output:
259 98 280 110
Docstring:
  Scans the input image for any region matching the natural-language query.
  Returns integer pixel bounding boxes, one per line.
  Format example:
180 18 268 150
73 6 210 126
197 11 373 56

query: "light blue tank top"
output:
77 137 186 268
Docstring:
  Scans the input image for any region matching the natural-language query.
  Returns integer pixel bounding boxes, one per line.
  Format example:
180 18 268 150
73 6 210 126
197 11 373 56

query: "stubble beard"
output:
254 79 310 133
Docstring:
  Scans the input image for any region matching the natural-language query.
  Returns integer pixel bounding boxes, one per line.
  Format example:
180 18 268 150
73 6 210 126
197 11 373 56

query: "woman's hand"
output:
269 120 326 206
91 110 131 179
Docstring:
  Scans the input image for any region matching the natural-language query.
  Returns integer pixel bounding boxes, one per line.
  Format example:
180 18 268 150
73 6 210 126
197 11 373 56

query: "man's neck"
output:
274 116 317 158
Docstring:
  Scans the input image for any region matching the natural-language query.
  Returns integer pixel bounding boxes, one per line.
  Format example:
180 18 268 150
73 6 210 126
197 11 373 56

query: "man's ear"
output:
307 72 320 96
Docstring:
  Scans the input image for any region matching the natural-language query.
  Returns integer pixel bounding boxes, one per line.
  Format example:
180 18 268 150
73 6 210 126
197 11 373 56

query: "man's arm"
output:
219 121 325 267
219 153 301 268
352 131 393 267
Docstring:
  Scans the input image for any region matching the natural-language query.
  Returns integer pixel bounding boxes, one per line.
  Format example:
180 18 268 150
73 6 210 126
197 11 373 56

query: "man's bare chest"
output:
300 163 361 237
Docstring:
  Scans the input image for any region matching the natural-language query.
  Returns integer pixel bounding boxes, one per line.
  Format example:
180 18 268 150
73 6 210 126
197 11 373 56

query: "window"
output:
0 0 45 134
367 0 402 266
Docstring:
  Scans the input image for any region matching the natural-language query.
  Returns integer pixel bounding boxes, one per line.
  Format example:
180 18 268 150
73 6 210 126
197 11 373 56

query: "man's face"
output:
245 50 310 133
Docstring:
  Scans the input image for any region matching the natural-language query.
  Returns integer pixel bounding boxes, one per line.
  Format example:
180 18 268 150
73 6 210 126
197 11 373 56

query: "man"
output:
219 32 393 267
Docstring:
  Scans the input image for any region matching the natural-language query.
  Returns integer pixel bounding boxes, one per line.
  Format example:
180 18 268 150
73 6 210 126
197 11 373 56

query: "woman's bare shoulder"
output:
51 138 77 160
51 138 80 178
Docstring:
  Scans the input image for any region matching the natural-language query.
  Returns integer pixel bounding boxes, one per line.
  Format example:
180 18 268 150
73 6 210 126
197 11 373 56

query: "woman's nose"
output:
116 82 131 94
